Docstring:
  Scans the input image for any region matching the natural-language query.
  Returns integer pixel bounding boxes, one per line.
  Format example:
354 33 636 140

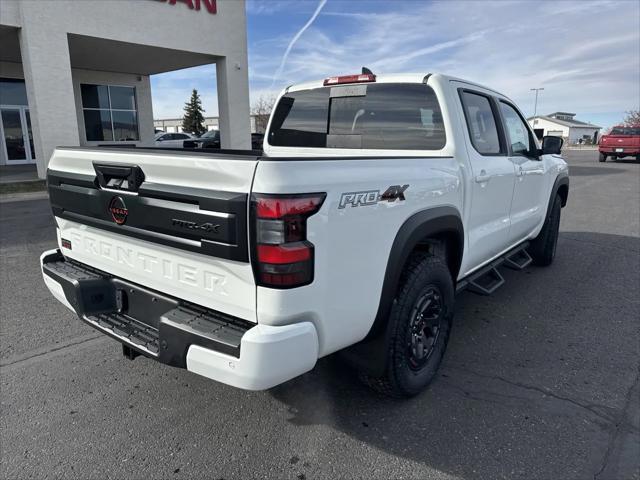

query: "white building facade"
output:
0 0 251 178
528 112 601 145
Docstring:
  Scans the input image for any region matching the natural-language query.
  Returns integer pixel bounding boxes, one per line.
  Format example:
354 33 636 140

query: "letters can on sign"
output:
154 0 217 15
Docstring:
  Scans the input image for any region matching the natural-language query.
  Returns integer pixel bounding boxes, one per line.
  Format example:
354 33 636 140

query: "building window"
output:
81 84 139 141
0 78 29 106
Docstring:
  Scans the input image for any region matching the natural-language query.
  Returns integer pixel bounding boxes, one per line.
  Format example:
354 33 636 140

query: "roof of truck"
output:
285 72 508 99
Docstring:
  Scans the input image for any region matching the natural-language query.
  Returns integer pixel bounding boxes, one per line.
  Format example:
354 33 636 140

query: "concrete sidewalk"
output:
0 164 39 184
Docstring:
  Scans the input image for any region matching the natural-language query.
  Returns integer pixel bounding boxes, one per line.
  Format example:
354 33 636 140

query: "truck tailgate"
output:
601 134 640 149
47 147 259 322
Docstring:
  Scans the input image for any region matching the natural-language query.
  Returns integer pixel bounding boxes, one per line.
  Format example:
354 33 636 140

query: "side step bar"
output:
456 242 530 296
467 267 504 295
504 248 532 270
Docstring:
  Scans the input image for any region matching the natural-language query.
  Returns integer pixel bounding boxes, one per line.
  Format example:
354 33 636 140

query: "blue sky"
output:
151 0 640 129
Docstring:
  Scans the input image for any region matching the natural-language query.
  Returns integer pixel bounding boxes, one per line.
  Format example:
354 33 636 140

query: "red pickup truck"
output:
599 125 640 162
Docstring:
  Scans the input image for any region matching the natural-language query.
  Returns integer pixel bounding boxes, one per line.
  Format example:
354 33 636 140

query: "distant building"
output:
154 115 262 134
528 112 601 145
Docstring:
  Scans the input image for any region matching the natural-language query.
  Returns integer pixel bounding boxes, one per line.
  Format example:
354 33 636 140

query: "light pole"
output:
531 87 544 122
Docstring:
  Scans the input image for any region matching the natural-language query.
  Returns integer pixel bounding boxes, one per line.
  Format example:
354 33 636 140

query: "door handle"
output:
516 166 524 178
475 170 491 183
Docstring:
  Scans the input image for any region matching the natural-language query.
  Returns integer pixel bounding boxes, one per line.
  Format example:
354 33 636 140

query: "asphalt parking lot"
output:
1 149 638 480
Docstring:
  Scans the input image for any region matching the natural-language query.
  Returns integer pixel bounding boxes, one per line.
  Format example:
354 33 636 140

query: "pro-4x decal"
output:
338 184 409 209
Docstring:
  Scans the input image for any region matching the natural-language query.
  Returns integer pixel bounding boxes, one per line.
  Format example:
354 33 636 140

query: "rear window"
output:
268 83 446 150
610 127 640 135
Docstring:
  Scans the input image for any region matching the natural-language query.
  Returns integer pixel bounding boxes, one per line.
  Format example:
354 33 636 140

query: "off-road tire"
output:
360 253 454 397
529 193 562 266
598 152 606 162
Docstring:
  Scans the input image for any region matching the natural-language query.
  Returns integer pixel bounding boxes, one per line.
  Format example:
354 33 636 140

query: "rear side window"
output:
268 83 446 150
460 91 501 155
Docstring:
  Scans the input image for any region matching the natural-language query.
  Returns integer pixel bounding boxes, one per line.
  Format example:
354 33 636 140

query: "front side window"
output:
81 84 138 142
460 91 502 155
499 101 533 156
268 83 446 150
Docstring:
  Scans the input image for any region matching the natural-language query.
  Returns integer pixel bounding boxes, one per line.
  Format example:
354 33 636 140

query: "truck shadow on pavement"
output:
267 231 640 480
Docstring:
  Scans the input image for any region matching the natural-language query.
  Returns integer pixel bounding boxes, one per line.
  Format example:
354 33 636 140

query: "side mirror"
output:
541 135 563 155
157 137 164 142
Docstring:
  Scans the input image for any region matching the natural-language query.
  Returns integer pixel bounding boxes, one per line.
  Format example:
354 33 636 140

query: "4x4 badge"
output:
338 184 409 209
109 196 128 225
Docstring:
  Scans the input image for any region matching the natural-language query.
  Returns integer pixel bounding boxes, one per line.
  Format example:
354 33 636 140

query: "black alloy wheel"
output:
407 287 443 371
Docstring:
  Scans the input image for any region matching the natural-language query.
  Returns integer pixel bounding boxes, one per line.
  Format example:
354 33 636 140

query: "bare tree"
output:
623 110 640 126
251 95 276 133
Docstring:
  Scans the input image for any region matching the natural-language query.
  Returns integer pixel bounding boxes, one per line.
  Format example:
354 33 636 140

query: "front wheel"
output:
529 194 562 266
360 253 454 397
598 152 607 162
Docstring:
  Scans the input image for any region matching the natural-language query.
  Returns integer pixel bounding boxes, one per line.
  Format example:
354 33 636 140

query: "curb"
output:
0 190 49 203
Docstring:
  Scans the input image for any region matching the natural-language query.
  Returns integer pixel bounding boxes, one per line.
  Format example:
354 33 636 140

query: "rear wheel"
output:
598 152 607 162
529 194 562 266
360 253 454 397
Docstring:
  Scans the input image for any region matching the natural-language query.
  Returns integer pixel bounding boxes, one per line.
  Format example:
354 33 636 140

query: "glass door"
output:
1 106 35 164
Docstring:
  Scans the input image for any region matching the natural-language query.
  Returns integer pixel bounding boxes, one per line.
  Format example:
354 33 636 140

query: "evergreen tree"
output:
182 89 206 136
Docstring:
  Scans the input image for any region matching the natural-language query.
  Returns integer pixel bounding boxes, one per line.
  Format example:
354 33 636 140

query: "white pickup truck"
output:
41 72 569 397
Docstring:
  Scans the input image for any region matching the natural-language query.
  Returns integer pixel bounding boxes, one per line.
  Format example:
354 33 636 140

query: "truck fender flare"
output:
548 174 569 215
369 206 464 339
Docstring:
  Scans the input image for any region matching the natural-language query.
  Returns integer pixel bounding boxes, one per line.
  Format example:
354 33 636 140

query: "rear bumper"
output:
599 146 640 155
40 249 318 390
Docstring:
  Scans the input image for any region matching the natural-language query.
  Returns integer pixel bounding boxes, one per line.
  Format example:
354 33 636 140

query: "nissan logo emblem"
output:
109 196 128 225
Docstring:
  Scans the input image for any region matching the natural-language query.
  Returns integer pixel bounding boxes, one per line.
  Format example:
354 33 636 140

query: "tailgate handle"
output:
94 164 145 192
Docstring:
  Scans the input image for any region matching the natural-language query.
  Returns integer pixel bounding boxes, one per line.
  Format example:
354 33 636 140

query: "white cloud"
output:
255 0 639 123
153 0 640 127
272 0 328 86
245 0 308 15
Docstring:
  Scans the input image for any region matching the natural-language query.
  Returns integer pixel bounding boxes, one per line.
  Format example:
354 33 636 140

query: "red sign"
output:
155 0 217 15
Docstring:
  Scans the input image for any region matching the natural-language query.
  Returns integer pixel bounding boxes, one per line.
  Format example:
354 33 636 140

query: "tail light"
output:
252 193 326 288
323 73 376 86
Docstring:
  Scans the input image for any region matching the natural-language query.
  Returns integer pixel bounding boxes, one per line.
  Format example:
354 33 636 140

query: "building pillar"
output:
216 57 251 150
19 3 80 178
